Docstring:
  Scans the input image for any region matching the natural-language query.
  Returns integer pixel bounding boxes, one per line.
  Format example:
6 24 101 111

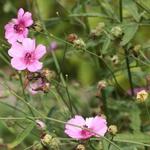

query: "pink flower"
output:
65 115 107 140
5 8 33 44
8 38 46 72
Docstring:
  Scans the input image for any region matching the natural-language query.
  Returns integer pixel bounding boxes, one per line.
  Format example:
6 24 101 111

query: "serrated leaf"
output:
121 24 138 46
8 122 35 149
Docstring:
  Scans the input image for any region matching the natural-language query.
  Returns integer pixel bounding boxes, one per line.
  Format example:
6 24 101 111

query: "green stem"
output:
124 47 134 96
34 0 74 116
18 72 35 117
119 0 123 22
119 0 134 96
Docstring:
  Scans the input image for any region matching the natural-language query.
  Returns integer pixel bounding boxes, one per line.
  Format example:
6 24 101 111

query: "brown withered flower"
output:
24 69 55 94
67 33 78 43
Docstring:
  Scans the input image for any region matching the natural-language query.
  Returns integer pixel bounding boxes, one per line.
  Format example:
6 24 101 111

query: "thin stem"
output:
119 0 123 22
34 0 74 116
101 89 108 119
81 1 90 33
124 47 134 96
18 72 35 117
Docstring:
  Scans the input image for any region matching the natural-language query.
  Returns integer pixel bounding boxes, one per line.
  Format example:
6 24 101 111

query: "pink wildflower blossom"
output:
65 115 107 140
5 8 33 44
8 38 46 72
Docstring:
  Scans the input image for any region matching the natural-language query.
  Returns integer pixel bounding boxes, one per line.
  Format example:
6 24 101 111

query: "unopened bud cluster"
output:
111 26 123 38
108 125 118 135
90 22 105 37
41 134 60 150
67 33 86 49
136 90 148 103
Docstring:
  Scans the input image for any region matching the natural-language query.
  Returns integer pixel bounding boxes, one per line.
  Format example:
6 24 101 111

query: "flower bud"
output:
76 144 86 150
67 33 78 43
136 90 148 103
108 125 118 135
41 69 56 81
41 134 60 149
33 21 43 32
133 44 141 52
41 134 53 146
42 82 50 93
36 120 46 130
90 22 105 37
97 80 107 90
111 26 123 37
111 55 119 65
74 38 86 49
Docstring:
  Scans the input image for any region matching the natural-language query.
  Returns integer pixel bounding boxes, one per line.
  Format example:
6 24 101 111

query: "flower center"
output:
14 22 25 33
80 125 92 137
24 52 34 64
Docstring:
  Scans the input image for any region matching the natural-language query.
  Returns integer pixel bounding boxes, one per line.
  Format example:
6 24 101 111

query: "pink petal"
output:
22 38 35 51
17 8 24 19
8 42 25 57
11 57 26 70
17 28 29 42
65 129 82 139
23 12 33 27
90 116 107 136
7 33 19 44
85 117 94 128
65 115 86 139
27 61 42 72
35 44 46 59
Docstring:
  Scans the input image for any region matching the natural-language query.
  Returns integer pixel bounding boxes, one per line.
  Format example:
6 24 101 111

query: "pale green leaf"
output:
121 24 138 46
8 122 35 149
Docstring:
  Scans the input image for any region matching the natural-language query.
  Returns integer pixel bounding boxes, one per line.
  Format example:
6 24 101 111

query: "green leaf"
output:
8 122 35 149
101 38 111 54
121 24 138 46
124 0 141 22
129 105 141 133
114 133 150 145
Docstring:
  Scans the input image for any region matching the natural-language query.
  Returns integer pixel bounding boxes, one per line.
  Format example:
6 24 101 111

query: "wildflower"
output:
111 26 123 38
136 90 148 102
8 38 46 72
5 8 33 44
108 125 118 135
65 115 107 140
